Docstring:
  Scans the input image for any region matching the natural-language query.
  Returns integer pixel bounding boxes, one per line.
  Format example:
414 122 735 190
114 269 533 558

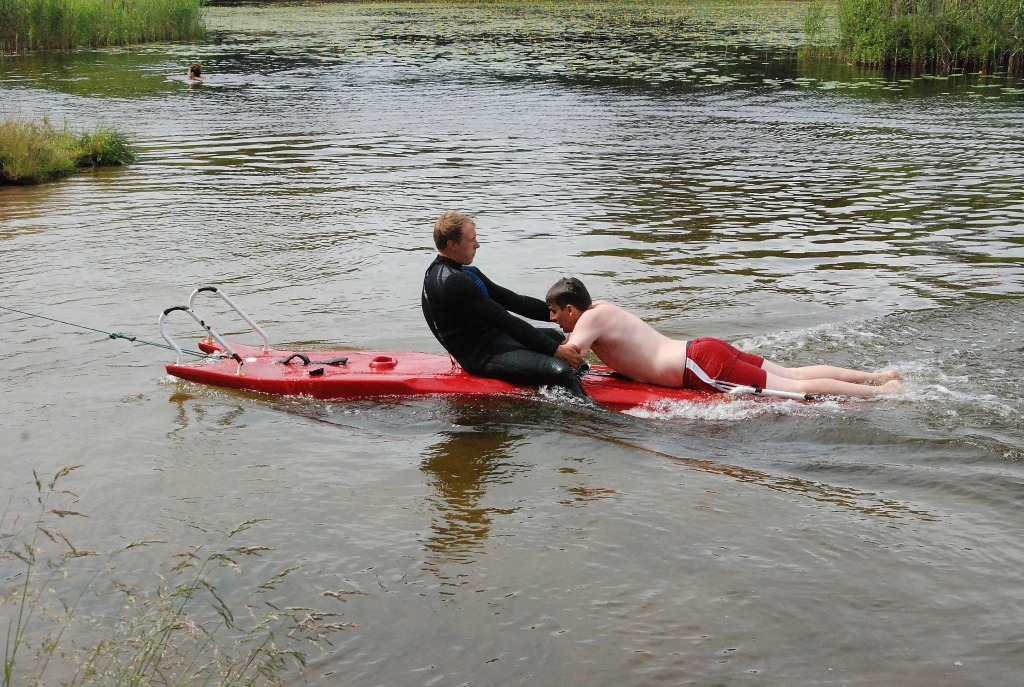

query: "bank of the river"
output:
808 0 1024 75
0 0 205 53
0 116 135 184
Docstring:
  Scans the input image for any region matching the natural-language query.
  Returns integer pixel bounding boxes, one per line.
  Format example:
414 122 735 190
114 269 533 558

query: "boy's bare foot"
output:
868 370 902 385
874 378 902 394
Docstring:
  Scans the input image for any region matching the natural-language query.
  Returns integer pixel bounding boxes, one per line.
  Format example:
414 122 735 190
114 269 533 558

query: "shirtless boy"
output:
545 278 901 398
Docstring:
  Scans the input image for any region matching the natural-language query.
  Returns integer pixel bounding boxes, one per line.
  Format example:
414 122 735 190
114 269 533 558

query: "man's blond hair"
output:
433 211 472 251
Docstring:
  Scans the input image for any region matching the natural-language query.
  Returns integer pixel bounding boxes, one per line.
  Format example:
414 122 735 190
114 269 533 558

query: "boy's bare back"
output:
566 301 690 387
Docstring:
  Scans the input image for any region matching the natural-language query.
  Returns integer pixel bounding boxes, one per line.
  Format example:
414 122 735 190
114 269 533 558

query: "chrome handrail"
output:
159 306 244 375
188 286 271 351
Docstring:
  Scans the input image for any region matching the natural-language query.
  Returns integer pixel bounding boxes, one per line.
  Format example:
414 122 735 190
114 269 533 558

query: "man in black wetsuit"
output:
421 211 585 395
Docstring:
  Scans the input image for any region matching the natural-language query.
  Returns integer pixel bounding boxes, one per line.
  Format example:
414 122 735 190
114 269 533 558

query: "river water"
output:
2 2 1024 685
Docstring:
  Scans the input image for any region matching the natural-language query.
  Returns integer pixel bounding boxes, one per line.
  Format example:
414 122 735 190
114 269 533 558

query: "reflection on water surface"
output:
422 428 524 561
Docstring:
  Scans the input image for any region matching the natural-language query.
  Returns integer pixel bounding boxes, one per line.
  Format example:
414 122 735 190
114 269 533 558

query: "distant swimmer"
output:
421 211 585 395
187 62 204 81
545 277 901 398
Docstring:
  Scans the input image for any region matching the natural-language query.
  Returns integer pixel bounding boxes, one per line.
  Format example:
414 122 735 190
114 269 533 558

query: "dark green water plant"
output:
0 0 205 53
806 0 1024 74
0 116 136 184
1 466 354 687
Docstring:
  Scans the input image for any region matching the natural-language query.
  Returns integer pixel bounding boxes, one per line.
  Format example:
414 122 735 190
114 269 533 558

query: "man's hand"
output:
555 343 583 369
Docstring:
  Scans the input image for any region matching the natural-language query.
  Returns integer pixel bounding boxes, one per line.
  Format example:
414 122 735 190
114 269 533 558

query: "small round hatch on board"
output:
368 356 397 370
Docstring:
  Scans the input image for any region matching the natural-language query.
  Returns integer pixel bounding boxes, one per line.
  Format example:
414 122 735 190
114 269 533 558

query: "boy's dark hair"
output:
546 277 592 311
189 62 202 76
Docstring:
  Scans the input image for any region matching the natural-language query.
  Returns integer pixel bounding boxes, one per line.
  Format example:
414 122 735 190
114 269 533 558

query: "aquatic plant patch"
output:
190 1 1022 95
3 2 1020 99
205 0 809 89
0 116 136 184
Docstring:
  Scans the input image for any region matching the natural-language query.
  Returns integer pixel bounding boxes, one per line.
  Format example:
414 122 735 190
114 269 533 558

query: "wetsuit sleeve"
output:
473 269 551 322
443 272 560 356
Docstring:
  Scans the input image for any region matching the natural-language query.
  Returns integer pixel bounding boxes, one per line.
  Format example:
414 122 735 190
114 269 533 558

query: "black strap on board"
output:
276 353 347 366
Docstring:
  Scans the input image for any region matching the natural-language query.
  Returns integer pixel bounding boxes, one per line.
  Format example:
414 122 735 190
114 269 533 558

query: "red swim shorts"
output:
682 337 767 394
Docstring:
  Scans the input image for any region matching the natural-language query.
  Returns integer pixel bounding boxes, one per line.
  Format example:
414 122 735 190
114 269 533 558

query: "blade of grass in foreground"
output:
1 466 356 687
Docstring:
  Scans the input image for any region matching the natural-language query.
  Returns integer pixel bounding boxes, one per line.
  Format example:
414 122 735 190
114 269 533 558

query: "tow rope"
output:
0 304 207 358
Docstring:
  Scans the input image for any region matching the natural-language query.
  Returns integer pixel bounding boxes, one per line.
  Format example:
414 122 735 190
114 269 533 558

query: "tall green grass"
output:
807 0 1024 75
0 0 205 53
0 115 136 184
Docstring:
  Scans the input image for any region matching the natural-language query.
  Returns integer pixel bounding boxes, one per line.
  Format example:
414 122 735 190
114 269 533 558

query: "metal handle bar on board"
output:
159 306 244 375
188 286 271 352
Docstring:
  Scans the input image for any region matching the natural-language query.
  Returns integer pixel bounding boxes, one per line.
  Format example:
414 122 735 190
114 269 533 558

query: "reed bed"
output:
806 0 1024 75
0 115 135 184
1 466 354 687
0 0 205 53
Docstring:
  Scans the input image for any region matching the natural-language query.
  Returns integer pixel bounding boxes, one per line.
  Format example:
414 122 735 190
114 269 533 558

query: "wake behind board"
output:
165 341 715 412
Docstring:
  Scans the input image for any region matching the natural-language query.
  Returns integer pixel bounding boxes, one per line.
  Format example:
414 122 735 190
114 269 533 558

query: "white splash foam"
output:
895 380 1020 418
884 354 1023 418
735 321 897 370
625 396 848 421
735 320 879 352
538 385 595 407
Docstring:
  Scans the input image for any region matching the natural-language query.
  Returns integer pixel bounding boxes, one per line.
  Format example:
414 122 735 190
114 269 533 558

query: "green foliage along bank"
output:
0 0 205 53
0 116 136 184
807 0 1024 75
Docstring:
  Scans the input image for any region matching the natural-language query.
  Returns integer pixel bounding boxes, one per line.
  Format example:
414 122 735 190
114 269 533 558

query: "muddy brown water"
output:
2 2 1024 685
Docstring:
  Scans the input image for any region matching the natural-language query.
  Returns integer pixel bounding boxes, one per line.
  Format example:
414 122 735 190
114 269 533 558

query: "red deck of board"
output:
165 341 716 411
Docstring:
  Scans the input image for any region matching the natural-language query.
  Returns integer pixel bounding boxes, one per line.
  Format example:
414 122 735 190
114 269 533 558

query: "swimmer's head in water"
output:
189 62 202 77
546 277 592 312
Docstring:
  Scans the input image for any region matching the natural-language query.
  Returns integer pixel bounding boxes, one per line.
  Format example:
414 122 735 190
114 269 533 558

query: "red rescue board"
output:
165 341 717 412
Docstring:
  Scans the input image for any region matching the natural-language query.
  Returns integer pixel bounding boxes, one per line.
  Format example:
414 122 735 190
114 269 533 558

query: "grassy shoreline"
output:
0 116 136 184
807 0 1024 75
0 0 205 53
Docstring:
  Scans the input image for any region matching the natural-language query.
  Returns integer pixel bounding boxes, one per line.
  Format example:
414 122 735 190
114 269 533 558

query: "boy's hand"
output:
555 343 583 369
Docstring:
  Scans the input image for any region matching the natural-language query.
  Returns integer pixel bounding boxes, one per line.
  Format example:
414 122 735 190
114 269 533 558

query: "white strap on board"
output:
685 357 809 400
685 357 732 392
